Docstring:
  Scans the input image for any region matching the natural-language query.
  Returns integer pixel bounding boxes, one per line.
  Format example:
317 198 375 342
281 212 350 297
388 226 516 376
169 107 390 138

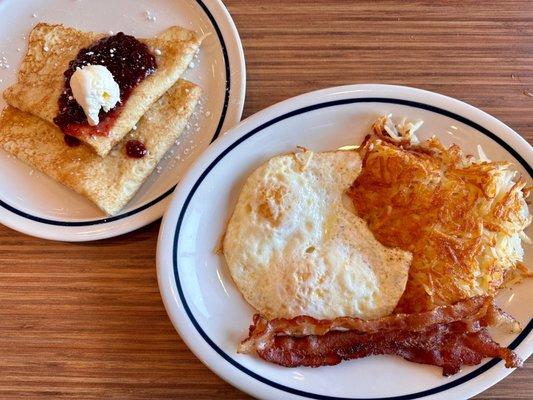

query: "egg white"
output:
223 150 412 320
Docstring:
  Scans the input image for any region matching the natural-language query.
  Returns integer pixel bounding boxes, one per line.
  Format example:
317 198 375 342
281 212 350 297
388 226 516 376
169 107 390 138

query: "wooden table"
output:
1 1 531 398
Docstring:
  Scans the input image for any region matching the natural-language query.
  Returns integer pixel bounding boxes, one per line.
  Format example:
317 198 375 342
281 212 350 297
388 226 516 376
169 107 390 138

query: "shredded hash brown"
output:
348 117 531 313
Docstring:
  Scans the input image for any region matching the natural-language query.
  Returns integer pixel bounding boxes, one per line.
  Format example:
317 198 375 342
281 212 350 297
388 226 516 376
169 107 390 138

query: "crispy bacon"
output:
238 297 522 375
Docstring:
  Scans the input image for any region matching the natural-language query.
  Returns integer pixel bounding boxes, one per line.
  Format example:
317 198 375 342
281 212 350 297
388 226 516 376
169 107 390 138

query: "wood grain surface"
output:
0 1 532 399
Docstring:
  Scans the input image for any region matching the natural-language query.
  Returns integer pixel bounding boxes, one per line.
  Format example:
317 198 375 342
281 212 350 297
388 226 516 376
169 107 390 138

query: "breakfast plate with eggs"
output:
157 84 532 400
0 0 245 241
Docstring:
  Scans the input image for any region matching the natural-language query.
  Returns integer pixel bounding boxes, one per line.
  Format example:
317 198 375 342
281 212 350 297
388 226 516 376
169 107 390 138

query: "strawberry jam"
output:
64 135 81 147
54 32 157 137
125 140 147 158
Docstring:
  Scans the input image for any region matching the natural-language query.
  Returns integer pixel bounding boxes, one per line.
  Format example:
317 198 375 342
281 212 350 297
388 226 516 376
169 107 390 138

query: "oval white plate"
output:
157 84 532 400
0 0 245 241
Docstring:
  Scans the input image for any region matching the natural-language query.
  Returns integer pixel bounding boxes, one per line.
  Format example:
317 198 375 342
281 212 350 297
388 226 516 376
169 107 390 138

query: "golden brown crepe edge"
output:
0 79 201 215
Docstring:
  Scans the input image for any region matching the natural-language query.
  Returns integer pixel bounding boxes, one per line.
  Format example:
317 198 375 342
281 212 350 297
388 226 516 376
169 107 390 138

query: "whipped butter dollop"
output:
69 65 120 126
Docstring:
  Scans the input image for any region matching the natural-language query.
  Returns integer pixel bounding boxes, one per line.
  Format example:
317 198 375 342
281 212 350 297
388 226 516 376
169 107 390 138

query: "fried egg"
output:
223 149 412 320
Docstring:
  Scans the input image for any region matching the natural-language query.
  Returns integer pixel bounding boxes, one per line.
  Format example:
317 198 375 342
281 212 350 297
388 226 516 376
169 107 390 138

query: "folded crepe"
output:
0 79 201 215
3 23 203 157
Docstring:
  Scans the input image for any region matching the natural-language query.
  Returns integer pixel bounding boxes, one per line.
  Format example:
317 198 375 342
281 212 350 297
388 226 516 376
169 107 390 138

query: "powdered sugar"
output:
143 9 157 23
0 54 9 69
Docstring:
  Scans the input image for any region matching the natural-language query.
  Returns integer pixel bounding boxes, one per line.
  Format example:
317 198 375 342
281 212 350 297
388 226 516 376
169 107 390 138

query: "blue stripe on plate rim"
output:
172 97 533 400
0 0 231 227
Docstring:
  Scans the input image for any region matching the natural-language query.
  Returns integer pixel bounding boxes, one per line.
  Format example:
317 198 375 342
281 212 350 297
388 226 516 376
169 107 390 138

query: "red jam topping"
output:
54 32 157 137
64 135 81 147
125 140 147 158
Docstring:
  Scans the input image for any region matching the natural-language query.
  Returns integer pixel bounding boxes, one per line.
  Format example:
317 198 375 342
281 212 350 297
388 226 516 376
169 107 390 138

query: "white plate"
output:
157 84 533 400
0 0 245 241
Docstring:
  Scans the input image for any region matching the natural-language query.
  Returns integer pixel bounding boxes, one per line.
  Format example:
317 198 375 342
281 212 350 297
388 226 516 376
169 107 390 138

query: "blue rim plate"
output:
157 84 532 400
0 0 245 241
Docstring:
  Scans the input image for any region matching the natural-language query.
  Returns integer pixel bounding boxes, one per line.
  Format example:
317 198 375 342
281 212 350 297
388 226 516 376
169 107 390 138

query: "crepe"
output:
3 23 202 156
0 80 201 215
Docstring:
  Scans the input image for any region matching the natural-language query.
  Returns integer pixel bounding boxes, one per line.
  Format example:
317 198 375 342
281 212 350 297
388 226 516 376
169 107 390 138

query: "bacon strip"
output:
239 297 522 375
239 296 518 353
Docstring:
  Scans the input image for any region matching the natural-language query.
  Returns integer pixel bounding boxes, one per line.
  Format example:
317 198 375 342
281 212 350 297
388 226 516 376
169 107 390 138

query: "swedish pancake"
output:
3 23 203 157
223 149 412 320
0 80 201 215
